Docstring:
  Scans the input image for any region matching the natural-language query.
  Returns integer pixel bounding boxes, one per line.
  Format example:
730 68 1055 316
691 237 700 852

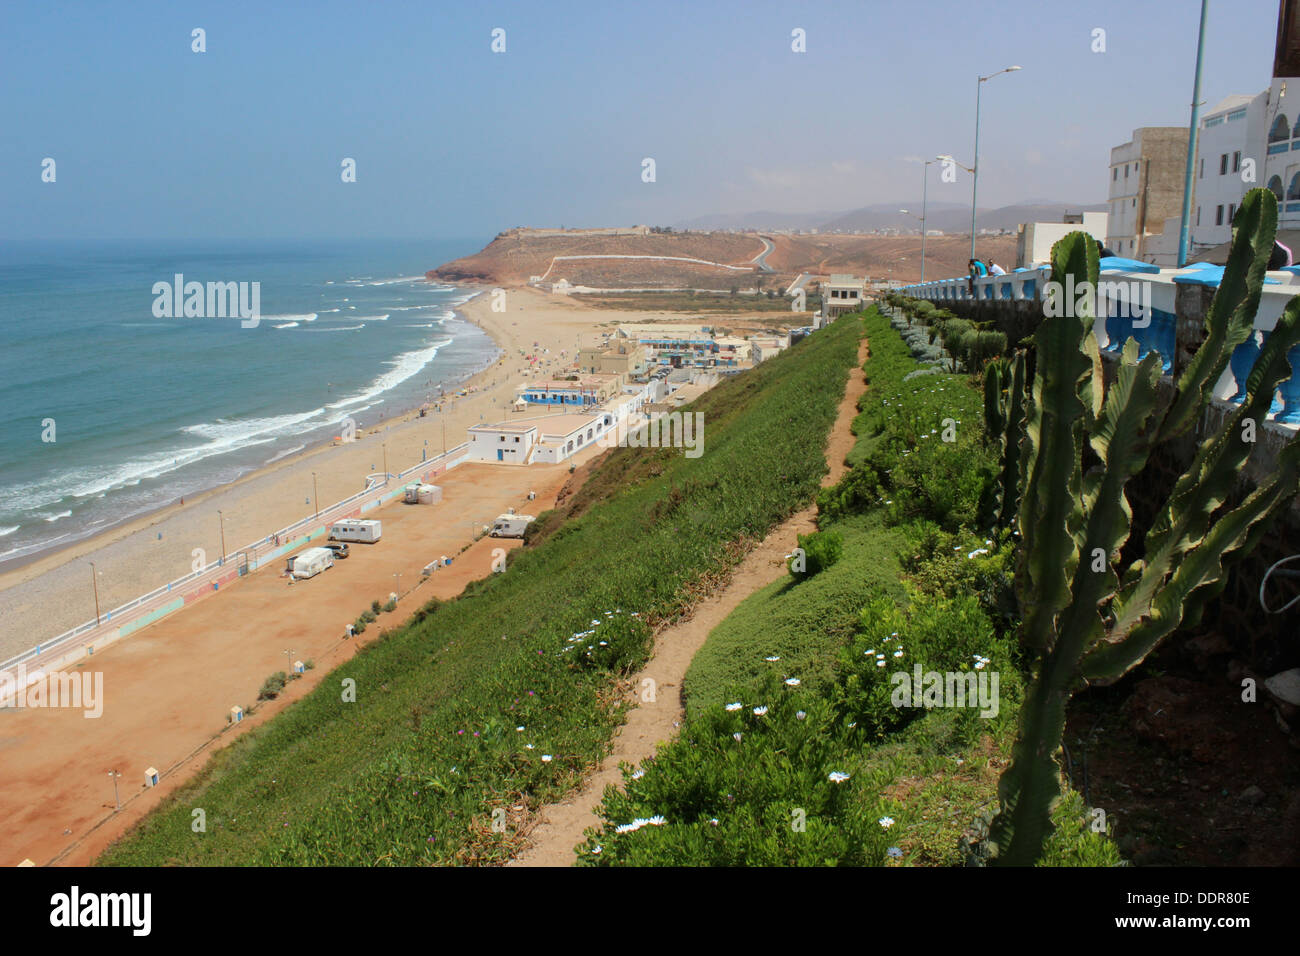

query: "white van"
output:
490 514 534 538
329 519 382 543
288 547 335 579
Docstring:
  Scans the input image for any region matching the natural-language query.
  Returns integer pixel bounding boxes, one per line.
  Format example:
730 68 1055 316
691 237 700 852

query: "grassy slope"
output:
98 314 862 866
579 306 1121 866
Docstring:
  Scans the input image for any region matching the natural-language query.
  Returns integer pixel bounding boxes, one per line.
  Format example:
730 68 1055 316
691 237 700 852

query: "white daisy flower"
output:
784 678 801 686
764 655 781 662
753 706 769 716
879 816 896 829
733 732 743 742
796 711 807 720
828 771 851 784
541 754 553 762
725 702 743 711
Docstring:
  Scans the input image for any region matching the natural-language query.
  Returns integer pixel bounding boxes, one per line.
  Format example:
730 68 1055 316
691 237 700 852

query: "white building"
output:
466 422 538 463
1106 127 1188 263
824 274 866 318
1016 212 1110 267
532 412 614 463
1192 92 1269 251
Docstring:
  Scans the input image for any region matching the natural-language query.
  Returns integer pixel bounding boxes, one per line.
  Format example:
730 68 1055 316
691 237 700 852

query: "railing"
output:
896 261 1300 424
0 442 470 679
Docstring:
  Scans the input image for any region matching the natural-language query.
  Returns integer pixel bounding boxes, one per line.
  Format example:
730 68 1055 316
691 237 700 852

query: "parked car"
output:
324 542 350 559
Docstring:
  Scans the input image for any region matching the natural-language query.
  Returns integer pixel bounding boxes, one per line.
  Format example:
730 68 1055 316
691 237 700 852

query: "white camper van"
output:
490 514 534 538
329 519 382 544
404 484 442 505
287 546 335 579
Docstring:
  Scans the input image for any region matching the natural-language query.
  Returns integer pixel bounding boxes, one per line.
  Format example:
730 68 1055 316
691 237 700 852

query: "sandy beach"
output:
0 285 725 662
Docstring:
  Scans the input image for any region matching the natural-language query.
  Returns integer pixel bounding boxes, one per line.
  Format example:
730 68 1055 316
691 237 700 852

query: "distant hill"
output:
818 201 1108 234
674 200 1107 235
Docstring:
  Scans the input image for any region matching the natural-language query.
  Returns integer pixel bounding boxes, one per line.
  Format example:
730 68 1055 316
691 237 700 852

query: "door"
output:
497 449 504 461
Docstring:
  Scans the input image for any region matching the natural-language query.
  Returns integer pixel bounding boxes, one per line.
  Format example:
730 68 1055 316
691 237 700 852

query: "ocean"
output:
0 238 495 570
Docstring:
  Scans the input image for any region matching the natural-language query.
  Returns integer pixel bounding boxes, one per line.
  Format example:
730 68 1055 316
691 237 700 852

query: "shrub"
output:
258 672 288 701
571 612 653 674
789 530 843 578
383 598 398 613
370 599 383 615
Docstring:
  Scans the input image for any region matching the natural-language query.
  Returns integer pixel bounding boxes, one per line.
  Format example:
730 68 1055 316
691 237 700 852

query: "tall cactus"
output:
988 188 1300 865
983 351 1028 528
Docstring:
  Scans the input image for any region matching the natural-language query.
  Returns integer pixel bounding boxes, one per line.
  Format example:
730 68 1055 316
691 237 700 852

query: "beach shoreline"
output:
0 283 593 657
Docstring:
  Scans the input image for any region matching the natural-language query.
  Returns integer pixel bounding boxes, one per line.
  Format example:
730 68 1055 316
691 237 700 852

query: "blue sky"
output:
0 0 1282 238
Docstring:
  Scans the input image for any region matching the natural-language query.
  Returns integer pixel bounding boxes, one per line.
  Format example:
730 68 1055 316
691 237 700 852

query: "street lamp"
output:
217 509 226 565
311 472 319 519
284 648 294 674
969 65 1022 261
90 562 101 626
107 769 121 811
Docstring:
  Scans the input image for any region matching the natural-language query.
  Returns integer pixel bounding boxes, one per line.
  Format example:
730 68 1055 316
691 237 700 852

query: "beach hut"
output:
294 660 305 674
418 484 441 504
145 767 159 787
230 706 243 724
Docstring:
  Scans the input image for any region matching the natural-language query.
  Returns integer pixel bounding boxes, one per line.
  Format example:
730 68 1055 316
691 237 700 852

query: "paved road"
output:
751 236 775 273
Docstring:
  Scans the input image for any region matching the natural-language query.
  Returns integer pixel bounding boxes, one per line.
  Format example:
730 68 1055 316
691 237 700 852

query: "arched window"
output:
1289 172 1300 201
1269 175 1285 200
1271 114 1291 143
1293 114 1300 138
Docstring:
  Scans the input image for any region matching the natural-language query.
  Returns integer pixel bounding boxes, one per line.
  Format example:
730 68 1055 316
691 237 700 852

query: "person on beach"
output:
989 262 1006 276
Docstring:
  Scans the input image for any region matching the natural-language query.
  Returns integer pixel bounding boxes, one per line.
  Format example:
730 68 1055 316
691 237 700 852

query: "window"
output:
513 436 520 443
1199 158 1204 178
1125 165 1130 179
1233 151 1241 172
1196 207 1201 225
1220 153 1228 175
1215 205 1224 226
1270 114 1290 143
1113 168 1118 181
1269 174 1285 199
1132 198 1136 208
1229 203 1237 224
1289 171 1300 200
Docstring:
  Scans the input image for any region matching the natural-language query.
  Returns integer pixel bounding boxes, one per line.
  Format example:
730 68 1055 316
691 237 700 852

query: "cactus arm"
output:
1083 437 1300 680
997 352 1028 530
1156 188 1277 445
985 359 1006 439
1112 297 1300 637
1016 232 1096 650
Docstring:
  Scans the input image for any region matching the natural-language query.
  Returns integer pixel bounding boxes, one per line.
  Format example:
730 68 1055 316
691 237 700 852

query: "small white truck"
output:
287 546 335 579
329 519 383 543
490 513 534 538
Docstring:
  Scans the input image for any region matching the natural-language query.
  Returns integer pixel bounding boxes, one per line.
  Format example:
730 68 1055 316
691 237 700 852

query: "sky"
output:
0 0 1284 239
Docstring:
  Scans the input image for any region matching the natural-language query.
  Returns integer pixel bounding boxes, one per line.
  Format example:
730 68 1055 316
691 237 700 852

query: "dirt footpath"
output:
0 452 599 867
508 335 868 866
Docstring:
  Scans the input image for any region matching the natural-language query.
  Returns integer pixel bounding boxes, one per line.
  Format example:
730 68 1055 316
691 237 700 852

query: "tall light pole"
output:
1177 0 1210 268
970 65 1023 261
107 769 121 811
311 472 319 518
217 509 226 565
382 443 388 481
90 562 101 626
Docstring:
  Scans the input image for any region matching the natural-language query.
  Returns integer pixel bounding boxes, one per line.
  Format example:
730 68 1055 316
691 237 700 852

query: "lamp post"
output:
1177 0 1210 268
970 65 1022 261
107 769 121 811
382 443 388 481
217 509 226 565
284 648 294 674
311 472 319 519
90 562 101 626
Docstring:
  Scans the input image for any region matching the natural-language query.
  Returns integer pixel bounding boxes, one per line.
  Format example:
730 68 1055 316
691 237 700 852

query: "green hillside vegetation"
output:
579 306 1121 866
98 312 862 866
